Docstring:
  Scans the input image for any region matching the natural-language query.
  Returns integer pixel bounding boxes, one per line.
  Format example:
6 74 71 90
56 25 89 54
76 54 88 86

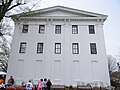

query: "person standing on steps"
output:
5 76 14 87
26 80 33 90
38 79 43 90
46 79 52 90
43 78 47 90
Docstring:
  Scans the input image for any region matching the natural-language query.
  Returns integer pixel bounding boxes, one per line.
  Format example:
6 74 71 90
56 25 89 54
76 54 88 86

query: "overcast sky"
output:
38 0 120 57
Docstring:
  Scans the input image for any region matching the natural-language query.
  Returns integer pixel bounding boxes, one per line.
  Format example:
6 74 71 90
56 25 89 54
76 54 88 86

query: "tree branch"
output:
5 0 14 10
7 0 14 6
7 3 21 11
1 0 4 5
29 0 41 11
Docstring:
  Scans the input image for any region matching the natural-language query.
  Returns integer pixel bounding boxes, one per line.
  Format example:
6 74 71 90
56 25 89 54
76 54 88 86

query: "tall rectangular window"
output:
19 42 26 53
22 25 29 33
39 25 45 34
72 43 79 54
89 25 95 34
72 25 78 34
55 25 61 34
90 43 97 54
37 43 44 53
55 43 61 54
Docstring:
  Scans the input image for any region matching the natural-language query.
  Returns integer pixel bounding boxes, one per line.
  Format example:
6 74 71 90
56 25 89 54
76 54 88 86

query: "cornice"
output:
18 16 106 22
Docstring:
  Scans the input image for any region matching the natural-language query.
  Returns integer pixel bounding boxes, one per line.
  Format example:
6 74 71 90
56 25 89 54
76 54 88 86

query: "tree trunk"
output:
0 6 4 22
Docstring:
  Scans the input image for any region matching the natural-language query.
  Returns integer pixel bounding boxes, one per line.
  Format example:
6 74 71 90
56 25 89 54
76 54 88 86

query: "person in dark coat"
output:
5 76 14 87
46 79 52 90
7 76 14 85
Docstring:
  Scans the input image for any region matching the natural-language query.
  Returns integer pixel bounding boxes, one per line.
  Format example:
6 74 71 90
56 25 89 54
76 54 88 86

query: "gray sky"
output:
39 0 120 57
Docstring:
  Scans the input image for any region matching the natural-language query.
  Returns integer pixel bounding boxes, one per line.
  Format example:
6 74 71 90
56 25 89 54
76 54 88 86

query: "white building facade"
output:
6 6 110 86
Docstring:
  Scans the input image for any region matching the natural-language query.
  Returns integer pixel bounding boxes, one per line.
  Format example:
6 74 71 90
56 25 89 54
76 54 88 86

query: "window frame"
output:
55 43 61 54
72 43 79 54
39 25 45 34
55 25 61 34
72 25 78 34
37 43 44 54
19 42 26 53
90 43 97 54
22 25 29 33
89 25 95 34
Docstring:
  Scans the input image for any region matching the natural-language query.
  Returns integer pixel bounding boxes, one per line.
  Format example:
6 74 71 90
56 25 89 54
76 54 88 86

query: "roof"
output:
10 5 108 21
37 5 107 17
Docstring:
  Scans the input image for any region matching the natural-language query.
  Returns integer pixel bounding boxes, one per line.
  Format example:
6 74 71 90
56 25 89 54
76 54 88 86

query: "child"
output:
38 79 43 90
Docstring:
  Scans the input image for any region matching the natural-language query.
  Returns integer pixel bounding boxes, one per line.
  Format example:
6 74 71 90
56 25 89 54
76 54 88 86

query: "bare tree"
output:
0 17 13 72
107 55 117 75
0 0 41 36
0 0 41 21
0 0 41 72
0 44 9 72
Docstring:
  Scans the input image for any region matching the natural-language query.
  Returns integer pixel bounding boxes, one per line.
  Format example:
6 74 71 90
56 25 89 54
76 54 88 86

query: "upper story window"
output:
22 25 29 33
37 43 44 54
55 25 61 34
19 42 26 53
72 25 78 34
89 25 95 34
90 43 97 54
72 43 79 54
39 25 45 34
55 43 61 54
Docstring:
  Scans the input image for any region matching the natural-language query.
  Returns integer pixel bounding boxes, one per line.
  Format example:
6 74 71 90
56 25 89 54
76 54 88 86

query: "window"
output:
55 25 61 34
72 25 78 34
72 43 79 54
90 43 97 54
39 25 45 34
19 42 26 53
22 25 29 33
89 25 95 34
37 43 44 53
55 43 61 54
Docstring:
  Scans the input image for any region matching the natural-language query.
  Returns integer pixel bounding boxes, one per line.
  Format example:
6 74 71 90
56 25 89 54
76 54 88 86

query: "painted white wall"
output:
6 6 110 87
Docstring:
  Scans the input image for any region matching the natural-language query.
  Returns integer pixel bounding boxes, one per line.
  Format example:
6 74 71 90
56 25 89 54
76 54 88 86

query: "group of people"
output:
0 75 52 90
26 78 52 90
0 75 14 89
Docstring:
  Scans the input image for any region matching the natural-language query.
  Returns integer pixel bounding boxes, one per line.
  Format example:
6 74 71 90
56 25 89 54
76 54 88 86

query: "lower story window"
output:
37 43 44 53
55 43 61 54
19 42 26 53
72 43 79 54
90 43 97 54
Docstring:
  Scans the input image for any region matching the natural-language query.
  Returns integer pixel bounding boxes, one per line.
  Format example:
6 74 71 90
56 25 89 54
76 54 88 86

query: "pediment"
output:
32 6 107 17
11 6 107 20
33 9 94 17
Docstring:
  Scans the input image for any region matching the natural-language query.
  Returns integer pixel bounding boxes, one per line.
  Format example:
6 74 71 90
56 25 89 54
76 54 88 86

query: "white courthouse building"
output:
6 6 110 87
